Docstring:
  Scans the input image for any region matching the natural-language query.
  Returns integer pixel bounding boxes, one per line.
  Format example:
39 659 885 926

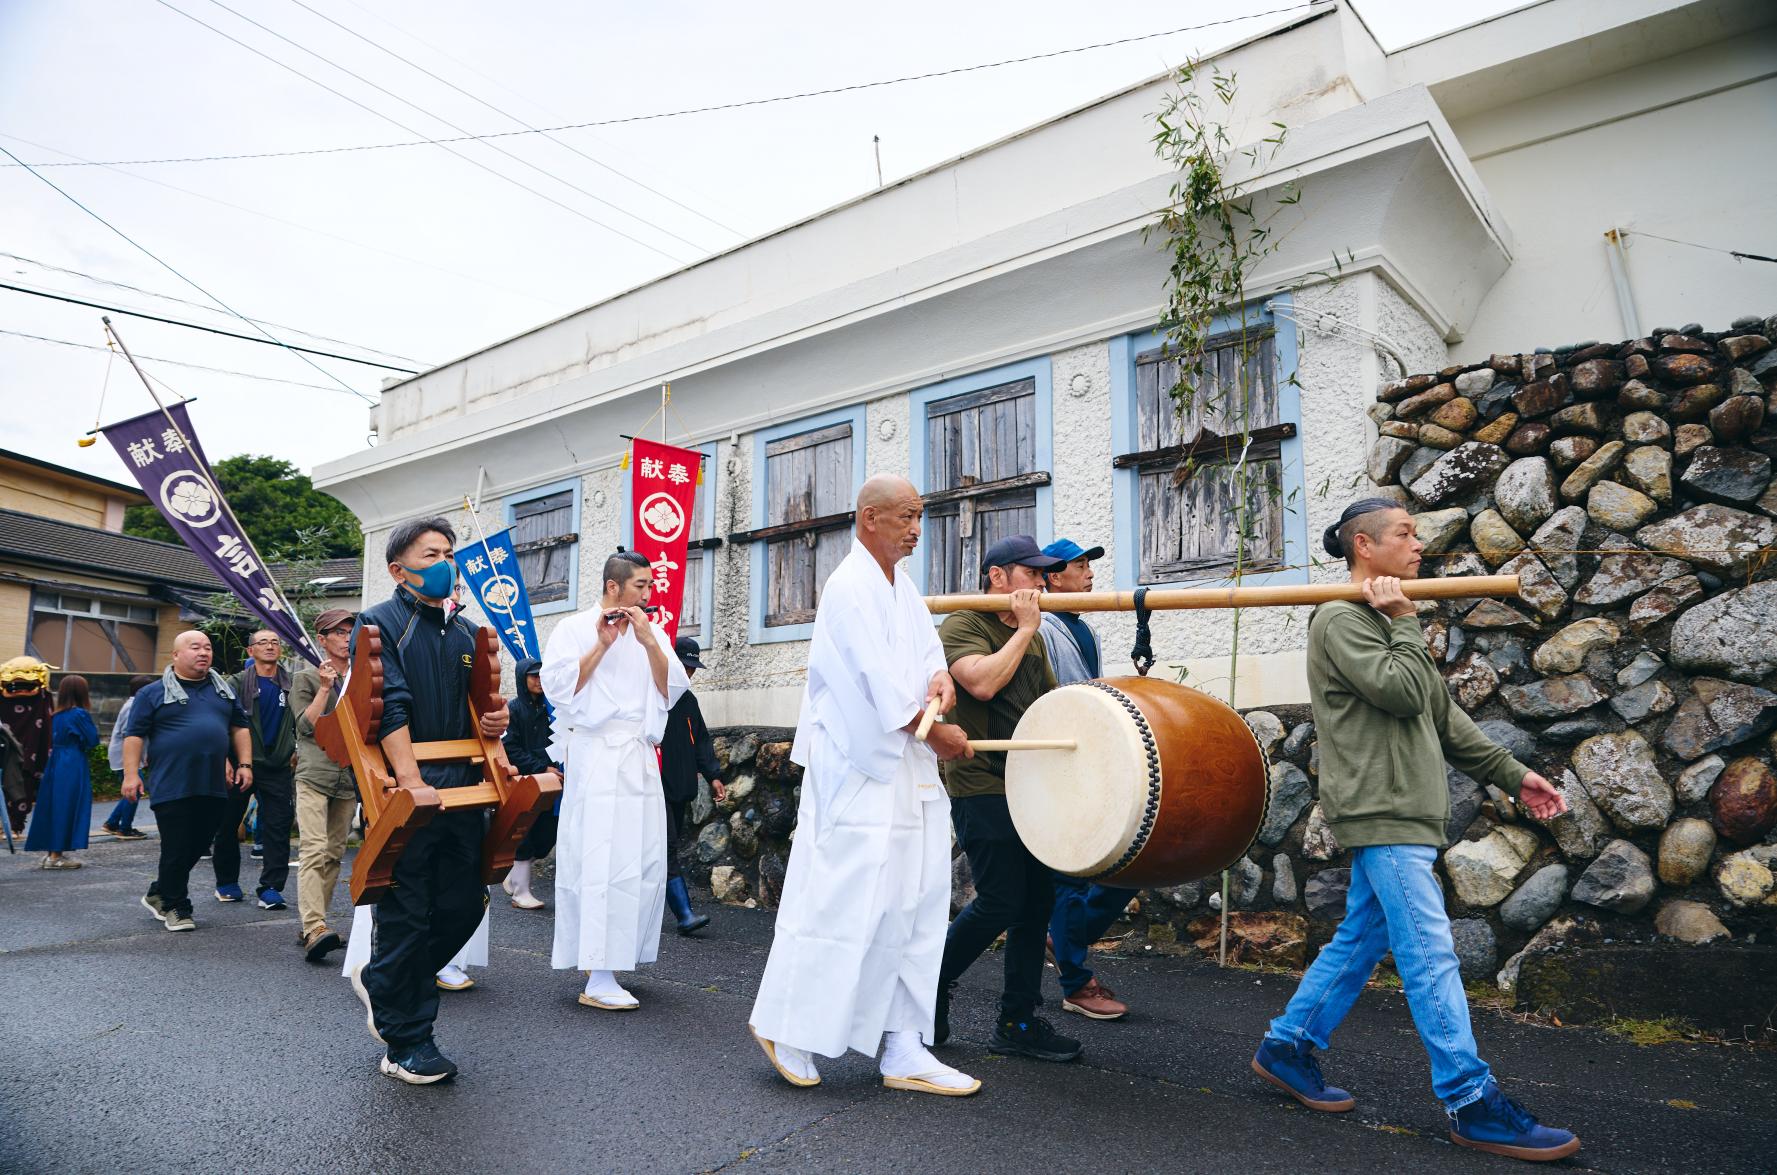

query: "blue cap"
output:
1042 538 1105 564
980 534 1065 574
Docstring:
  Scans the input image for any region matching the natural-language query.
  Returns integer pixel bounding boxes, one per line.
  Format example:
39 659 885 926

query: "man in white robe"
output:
541 549 688 1010
749 475 980 1096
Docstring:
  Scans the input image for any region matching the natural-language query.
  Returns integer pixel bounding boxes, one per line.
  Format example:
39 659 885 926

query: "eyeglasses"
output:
251 639 282 647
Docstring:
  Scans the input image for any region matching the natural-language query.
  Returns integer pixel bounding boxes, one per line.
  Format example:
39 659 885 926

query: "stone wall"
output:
687 315 1777 1009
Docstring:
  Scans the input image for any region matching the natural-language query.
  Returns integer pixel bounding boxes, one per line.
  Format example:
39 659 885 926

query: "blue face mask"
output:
401 558 456 600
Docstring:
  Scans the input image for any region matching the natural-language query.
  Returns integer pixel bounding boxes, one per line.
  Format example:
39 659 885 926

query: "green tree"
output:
124 454 362 558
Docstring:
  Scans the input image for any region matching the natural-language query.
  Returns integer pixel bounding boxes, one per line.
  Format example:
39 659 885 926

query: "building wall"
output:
0 581 30 660
1453 38 1777 357
0 466 126 530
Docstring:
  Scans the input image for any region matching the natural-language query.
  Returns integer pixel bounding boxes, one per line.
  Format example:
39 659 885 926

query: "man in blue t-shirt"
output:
1037 537 1133 1022
123 630 250 932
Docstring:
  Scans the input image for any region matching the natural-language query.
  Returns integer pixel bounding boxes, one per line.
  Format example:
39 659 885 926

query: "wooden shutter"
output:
1128 334 1285 583
511 489 576 604
924 379 1043 594
763 423 852 626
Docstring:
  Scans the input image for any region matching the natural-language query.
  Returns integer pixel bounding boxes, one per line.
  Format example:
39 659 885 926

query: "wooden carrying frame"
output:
315 624 562 906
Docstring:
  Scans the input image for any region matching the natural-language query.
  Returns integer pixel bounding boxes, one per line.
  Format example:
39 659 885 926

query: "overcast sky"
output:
1 0 1522 485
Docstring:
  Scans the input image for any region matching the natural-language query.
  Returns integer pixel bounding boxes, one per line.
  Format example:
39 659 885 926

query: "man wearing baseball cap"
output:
1036 538 1133 1022
933 535 1082 1065
659 634 727 934
292 608 359 962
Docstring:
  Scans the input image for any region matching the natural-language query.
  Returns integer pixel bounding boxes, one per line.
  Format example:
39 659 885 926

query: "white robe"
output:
749 540 952 1058
541 612 687 972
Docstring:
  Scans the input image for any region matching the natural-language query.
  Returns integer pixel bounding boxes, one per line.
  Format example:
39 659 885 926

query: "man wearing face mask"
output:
344 517 509 1086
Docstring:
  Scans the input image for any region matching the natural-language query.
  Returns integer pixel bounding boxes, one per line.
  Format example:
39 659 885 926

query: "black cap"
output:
673 635 704 668
980 534 1065 575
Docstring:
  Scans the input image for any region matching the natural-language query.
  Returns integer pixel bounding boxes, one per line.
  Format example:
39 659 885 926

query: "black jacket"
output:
503 658 557 776
353 585 479 789
660 688 721 805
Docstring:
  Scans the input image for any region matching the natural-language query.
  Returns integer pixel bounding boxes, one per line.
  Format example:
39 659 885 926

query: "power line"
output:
1626 229 1777 265
0 141 378 403
0 130 564 308
283 0 742 243
0 280 418 372
0 326 371 394
0 250 428 366
9 6 1314 170
152 0 696 264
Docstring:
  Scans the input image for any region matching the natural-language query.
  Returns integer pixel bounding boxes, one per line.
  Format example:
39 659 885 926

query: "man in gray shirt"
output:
1037 538 1131 1022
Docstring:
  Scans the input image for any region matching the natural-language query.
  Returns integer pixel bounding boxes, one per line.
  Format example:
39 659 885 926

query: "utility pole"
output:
873 135 883 188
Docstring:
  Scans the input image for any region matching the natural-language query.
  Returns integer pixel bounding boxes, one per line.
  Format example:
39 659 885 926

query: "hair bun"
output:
1323 522 1345 558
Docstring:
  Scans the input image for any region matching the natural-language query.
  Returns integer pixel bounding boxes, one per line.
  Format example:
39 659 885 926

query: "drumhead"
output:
1004 683 1150 878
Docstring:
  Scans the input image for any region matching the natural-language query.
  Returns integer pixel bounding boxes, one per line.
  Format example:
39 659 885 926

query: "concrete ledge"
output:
1516 943 1777 1037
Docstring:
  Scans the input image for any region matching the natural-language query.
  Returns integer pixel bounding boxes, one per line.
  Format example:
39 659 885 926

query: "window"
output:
1111 311 1305 588
505 478 581 615
28 591 158 673
679 443 718 643
745 405 868 643
914 365 1053 594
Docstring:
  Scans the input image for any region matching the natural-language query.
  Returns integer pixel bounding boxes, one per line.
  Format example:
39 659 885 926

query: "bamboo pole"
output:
925 573 1520 614
967 739 1076 752
914 696 942 741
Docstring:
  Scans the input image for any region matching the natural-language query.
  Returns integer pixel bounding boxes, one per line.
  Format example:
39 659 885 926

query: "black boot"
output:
666 877 710 934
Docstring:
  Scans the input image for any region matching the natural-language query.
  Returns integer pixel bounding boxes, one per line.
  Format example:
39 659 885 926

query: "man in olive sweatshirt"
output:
1251 498 1580 1164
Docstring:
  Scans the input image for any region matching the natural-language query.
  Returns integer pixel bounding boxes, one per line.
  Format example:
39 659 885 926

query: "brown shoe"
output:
1061 978 1128 1020
302 926 343 963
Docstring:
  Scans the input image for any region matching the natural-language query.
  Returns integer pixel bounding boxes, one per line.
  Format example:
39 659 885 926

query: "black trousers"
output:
514 802 558 863
148 795 227 917
663 798 687 881
211 767 295 895
361 809 487 1050
938 793 1055 1022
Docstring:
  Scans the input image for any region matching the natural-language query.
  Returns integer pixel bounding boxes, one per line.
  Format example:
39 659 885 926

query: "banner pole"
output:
102 317 319 662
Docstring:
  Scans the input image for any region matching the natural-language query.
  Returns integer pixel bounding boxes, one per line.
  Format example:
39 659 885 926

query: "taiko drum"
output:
1003 676 1268 887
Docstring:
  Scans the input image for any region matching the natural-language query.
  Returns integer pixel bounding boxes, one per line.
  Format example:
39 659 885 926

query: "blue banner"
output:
456 528 538 662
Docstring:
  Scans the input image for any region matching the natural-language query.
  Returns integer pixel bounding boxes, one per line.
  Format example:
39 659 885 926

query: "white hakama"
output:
541 614 686 973
749 539 952 1059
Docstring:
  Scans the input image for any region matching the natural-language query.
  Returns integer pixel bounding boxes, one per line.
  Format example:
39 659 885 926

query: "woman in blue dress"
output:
25 675 98 869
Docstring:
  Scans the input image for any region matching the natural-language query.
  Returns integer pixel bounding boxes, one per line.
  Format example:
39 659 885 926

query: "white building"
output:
316 0 1777 726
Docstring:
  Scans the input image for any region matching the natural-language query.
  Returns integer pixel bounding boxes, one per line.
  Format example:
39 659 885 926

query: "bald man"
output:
123 631 251 932
750 475 981 1097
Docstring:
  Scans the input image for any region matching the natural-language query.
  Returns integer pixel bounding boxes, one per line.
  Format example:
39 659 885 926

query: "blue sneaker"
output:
1450 1081 1580 1161
379 1039 458 1085
1251 1036 1356 1112
257 888 287 910
215 884 244 903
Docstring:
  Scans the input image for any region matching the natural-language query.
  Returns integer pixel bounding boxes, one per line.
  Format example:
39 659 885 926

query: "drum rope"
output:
1129 588 1156 677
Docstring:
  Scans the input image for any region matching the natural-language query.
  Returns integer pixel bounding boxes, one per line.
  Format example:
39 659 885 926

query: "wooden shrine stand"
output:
316 624 561 906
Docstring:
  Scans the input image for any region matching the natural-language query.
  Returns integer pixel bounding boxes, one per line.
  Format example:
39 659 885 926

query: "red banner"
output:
629 437 701 642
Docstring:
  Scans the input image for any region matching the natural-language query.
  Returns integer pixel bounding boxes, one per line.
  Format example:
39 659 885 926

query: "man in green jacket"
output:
1251 498 1580 1163
218 630 297 910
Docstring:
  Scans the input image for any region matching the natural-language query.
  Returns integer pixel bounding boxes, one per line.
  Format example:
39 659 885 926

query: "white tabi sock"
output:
771 1039 820 1083
504 859 532 897
582 969 637 1005
880 1030 976 1089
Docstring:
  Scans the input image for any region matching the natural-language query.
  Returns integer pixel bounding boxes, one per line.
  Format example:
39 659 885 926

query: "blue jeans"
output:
1048 874 1137 994
1266 843 1492 1111
104 797 139 831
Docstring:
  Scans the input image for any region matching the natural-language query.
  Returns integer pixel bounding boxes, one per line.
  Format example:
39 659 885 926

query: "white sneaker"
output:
880 1033 981 1096
435 963 475 991
348 964 385 1044
751 1028 821 1087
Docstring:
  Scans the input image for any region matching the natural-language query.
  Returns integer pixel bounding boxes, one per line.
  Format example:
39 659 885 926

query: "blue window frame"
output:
1110 297 1305 589
504 476 581 617
749 404 869 644
907 358 1053 596
616 441 718 644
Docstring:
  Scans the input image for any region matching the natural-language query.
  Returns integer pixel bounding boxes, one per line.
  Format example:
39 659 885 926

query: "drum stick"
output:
967 739 1077 752
925 573 1520 614
914 696 942 741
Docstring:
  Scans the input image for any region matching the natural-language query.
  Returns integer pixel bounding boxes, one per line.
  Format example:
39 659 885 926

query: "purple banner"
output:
102 401 321 665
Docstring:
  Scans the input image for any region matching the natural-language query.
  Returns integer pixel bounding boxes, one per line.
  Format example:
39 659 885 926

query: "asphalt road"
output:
3 823 1774 1174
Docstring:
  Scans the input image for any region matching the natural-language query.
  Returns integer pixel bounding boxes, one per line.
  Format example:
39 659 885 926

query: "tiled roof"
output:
0 508 218 588
0 510 363 594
